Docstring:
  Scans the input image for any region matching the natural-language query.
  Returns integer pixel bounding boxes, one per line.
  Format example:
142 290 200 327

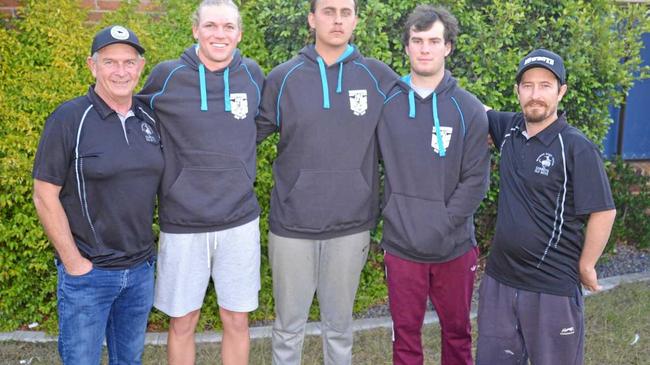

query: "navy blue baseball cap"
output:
91 25 145 55
516 48 566 85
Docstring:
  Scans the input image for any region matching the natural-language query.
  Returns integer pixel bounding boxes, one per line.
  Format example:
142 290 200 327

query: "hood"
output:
396 70 459 157
298 44 361 109
179 45 243 112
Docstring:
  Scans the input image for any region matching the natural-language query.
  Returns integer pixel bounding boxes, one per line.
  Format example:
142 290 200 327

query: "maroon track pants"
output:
385 247 478 365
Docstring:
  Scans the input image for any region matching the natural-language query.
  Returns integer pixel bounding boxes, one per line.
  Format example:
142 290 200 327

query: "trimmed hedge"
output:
0 0 647 332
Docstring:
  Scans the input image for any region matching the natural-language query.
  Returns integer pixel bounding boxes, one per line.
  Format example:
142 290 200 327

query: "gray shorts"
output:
154 217 261 317
476 274 584 365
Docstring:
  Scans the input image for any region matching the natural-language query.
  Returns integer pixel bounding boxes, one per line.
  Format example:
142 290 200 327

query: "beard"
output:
523 102 555 124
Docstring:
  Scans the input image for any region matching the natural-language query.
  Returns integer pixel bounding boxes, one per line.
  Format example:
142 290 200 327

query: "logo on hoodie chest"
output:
432 126 453 154
349 89 367 116
230 93 248 120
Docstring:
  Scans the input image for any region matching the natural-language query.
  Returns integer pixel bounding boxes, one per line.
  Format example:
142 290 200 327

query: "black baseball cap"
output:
516 48 566 85
90 25 145 55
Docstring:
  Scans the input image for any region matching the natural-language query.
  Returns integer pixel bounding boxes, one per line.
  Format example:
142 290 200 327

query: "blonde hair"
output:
191 0 242 30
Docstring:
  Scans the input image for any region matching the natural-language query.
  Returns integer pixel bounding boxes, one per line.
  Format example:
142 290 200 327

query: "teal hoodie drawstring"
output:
316 57 330 109
403 75 416 119
403 74 445 157
408 90 416 119
432 92 446 157
316 45 354 108
224 67 231 112
198 64 231 113
335 45 353 94
199 64 208 111
336 62 344 94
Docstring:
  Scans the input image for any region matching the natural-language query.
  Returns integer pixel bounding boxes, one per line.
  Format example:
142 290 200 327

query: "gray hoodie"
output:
138 46 264 233
377 71 490 262
256 45 397 239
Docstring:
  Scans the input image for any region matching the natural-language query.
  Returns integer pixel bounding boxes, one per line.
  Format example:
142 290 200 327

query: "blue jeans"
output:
56 257 155 365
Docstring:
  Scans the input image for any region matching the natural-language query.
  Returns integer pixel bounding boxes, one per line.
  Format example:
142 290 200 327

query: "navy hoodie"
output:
256 45 398 239
138 46 264 233
377 71 490 262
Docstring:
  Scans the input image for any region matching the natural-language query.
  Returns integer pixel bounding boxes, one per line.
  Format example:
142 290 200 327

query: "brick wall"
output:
0 0 160 21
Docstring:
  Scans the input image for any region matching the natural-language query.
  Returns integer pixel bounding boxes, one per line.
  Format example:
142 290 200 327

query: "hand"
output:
64 256 93 276
579 265 602 292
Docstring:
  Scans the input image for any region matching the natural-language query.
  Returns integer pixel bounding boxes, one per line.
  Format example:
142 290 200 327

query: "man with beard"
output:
376 5 490 365
476 49 616 365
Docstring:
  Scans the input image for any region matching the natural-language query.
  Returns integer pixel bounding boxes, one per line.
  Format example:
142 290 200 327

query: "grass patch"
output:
1 281 648 364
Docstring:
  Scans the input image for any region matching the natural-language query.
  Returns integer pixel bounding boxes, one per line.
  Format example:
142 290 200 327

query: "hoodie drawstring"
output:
336 62 344 94
316 57 331 109
408 89 416 119
432 92 446 157
316 45 354 109
198 64 232 113
335 44 353 94
199 64 208 111
224 67 231 112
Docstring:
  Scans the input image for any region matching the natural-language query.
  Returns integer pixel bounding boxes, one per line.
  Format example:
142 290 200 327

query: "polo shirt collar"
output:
86 86 137 121
523 112 568 146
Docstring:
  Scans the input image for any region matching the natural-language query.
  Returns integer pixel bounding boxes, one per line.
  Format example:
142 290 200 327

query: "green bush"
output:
607 159 650 250
0 0 647 332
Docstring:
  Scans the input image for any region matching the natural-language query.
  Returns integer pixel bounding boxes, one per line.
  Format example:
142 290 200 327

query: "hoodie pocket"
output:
382 193 455 258
162 167 256 226
282 169 372 232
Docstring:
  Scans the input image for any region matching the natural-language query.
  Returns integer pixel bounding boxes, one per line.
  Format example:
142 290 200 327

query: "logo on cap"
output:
110 26 130 41
524 56 555 66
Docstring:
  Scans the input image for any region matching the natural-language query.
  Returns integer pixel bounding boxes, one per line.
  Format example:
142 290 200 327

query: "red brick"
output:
0 0 20 7
137 1 160 12
86 10 106 22
97 0 121 11
0 7 15 18
80 0 97 9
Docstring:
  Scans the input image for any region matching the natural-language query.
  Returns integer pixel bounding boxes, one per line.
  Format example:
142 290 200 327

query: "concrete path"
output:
1 271 648 345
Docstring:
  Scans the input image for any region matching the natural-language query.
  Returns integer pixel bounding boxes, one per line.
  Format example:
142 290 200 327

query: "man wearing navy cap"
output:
476 49 616 365
33 25 162 364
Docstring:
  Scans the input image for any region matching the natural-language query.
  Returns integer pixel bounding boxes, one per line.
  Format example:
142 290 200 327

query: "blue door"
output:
604 32 650 160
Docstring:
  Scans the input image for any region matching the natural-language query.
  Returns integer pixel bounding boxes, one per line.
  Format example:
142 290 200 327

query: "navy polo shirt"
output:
486 111 615 297
33 87 164 269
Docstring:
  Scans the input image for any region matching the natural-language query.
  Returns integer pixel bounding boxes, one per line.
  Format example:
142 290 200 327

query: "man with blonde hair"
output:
138 1 264 364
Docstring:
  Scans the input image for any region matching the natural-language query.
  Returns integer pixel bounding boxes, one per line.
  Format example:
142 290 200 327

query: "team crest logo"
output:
140 122 158 144
535 153 555 176
431 126 453 153
230 93 248 120
349 89 367 116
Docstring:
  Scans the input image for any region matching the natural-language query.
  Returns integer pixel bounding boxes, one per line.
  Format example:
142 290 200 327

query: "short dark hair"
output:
310 0 358 13
402 5 459 52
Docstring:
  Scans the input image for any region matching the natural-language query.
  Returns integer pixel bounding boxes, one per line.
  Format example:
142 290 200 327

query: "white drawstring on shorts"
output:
206 232 218 270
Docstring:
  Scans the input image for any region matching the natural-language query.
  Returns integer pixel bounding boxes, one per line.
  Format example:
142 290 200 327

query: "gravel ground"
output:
355 244 649 320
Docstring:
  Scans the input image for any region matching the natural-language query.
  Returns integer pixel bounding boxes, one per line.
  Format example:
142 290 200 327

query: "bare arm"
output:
33 179 92 275
579 208 617 292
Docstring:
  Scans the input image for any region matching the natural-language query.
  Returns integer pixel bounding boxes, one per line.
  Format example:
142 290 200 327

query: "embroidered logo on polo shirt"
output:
432 126 453 154
535 152 555 176
230 93 248 120
349 89 367 116
140 122 158 144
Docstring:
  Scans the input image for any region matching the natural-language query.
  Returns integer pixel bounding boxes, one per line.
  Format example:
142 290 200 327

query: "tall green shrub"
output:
0 0 647 332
